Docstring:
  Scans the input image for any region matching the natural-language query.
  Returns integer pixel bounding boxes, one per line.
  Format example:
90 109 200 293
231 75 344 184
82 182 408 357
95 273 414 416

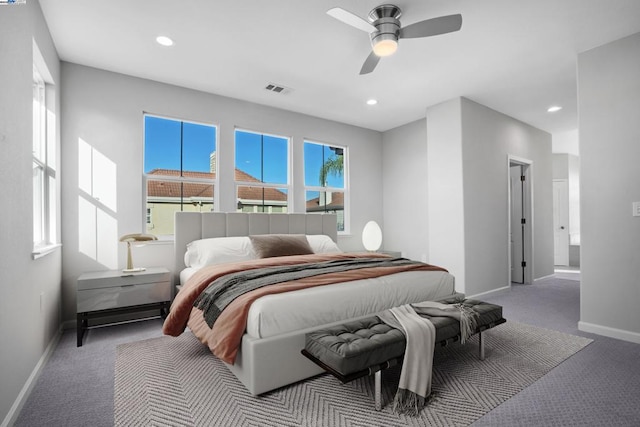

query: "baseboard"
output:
1 326 62 427
578 321 640 344
468 285 510 299
534 274 555 282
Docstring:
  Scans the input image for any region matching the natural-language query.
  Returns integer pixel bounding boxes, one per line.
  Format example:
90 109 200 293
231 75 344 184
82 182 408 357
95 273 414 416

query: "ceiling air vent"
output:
265 83 292 95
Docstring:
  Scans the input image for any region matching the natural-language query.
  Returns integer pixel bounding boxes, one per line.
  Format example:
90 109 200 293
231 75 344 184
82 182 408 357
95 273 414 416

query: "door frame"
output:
507 155 534 285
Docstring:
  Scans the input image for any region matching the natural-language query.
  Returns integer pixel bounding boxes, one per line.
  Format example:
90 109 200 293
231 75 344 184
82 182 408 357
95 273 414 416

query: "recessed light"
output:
547 105 562 113
156 36 174 47
366 99 378 106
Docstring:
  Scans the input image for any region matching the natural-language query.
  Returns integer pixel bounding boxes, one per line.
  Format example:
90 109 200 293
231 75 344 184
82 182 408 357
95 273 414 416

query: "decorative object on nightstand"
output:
119 233 157 273
76 267 171 347
362 220 382 252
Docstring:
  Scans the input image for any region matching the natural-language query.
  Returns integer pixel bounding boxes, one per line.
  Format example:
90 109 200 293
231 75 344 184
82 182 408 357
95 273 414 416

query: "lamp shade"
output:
362 220 382 252
119 233 157 272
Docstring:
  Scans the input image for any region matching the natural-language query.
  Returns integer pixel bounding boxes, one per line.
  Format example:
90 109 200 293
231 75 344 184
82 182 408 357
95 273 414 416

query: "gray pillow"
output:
249 234 314 258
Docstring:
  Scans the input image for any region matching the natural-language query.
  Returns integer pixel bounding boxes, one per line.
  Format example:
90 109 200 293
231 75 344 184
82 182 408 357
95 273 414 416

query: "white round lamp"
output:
362 220 382 252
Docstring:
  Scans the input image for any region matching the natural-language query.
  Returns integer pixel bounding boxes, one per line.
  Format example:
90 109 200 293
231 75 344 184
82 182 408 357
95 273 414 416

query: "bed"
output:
164 212 457 395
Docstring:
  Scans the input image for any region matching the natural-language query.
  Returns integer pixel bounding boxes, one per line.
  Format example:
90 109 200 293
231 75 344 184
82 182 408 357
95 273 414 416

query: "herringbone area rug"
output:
114 322 591 427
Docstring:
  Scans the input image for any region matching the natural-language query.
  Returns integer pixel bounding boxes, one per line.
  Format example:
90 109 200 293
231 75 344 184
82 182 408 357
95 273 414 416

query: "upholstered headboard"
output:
173 212 338 284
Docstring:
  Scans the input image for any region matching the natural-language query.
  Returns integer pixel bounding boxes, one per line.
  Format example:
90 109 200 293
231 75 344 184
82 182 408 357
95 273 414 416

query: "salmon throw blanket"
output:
163 253 447 364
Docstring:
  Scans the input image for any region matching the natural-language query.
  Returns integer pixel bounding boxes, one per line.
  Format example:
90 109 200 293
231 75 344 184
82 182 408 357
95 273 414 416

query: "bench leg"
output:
479 331 485 360
374 370 382 411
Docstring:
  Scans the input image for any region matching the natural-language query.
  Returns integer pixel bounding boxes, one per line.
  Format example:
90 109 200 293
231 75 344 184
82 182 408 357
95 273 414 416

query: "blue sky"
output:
235 130 288 185
144 116 344 191
144 116 216 174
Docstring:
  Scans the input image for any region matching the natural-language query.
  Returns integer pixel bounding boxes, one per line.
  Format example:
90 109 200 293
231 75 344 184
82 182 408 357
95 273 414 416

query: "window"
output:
234 129 290 213
304 141 347 232
32 66 57 250
144 115 217 236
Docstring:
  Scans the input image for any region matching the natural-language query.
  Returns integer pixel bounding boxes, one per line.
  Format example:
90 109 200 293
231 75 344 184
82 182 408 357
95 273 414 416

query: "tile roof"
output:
147 169 287 202
305 191 344 211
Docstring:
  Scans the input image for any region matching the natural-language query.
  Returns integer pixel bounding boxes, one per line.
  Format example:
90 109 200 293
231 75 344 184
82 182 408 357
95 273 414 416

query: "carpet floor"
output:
13 277 640 426
113 322 591 427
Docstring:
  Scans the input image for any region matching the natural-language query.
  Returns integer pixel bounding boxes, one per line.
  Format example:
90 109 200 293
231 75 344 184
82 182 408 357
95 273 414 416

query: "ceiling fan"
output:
327 4 462 75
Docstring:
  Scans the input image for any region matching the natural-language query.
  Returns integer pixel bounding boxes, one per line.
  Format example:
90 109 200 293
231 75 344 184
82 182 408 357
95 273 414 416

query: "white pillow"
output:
306 235 342 254
184 236 257 268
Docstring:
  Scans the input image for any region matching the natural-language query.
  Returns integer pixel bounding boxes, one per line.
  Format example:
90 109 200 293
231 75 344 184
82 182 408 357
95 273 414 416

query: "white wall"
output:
578 32 640 343
568 154 580 246
60 63 383 323
381 119 429 260
553 153 581 246
0 1 62 424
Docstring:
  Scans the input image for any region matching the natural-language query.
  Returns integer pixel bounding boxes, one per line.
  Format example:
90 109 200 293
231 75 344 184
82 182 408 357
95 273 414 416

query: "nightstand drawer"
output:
77 280 171 312
77 267 170 291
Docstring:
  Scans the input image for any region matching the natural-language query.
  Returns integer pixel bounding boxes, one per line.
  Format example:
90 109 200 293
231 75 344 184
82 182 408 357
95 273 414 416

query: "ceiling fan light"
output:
373 38 398 57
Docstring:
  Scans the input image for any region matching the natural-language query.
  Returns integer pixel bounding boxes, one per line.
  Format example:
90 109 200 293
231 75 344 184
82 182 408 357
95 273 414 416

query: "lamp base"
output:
122 267 146 273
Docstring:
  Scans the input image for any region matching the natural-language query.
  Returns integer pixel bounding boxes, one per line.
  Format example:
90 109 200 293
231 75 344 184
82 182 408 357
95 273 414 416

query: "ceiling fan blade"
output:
360 51 380 75
327 7 376 33
399 14 462 39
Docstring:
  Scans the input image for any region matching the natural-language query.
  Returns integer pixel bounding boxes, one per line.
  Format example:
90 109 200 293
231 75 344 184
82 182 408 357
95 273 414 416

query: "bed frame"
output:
174 212 344 395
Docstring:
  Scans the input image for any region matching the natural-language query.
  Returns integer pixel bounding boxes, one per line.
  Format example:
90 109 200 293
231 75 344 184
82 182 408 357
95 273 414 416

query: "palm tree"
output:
319 155 343 186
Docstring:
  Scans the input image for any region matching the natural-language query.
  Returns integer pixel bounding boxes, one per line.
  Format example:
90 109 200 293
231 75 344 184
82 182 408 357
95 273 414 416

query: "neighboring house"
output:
146 168 289 235
306 191 345 231
146 169 215 236
234 169 288 214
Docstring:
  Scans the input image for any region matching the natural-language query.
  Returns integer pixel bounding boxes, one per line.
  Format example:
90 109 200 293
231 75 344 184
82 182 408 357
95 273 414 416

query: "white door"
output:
553 180 570 266
510 166 524 283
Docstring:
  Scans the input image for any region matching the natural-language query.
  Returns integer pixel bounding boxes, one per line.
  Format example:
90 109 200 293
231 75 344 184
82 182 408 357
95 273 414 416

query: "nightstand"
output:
76 267 171 346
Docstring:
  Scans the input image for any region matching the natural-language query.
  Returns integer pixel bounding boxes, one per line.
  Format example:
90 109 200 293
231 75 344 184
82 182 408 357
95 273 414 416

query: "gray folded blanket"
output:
379 300 479 416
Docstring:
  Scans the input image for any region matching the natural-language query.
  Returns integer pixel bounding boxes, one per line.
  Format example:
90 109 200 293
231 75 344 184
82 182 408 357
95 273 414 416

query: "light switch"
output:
633 202 640 217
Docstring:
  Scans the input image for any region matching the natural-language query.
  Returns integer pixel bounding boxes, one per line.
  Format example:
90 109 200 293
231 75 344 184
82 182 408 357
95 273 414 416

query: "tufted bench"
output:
301 296 505 410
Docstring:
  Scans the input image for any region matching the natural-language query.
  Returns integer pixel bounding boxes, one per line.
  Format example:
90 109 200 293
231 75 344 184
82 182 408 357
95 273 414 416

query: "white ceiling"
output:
40 0 640 134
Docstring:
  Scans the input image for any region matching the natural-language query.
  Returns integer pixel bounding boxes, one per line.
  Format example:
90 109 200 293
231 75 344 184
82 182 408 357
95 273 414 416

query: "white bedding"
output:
181 267 455 339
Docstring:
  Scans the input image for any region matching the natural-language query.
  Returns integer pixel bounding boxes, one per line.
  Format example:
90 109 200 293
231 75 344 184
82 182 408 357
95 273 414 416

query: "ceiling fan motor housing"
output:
368 4 402 55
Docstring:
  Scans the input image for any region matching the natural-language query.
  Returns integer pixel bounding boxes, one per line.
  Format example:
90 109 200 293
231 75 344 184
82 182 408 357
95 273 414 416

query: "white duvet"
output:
181 267 455 339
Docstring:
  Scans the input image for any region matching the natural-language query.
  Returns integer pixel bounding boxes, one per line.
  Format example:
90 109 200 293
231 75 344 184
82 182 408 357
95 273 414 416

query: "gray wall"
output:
425 99 467 290
381 119 429 261
60 63 383 324
383 97 553 296
460 98 554 295
578 32 640 342
0 1 62 424
553 153 570 179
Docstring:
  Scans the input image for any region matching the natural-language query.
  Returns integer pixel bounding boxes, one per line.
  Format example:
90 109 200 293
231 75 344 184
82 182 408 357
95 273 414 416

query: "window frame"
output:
234 127 292 213
303 139 349 234
32 65 58 256
143 113 219 237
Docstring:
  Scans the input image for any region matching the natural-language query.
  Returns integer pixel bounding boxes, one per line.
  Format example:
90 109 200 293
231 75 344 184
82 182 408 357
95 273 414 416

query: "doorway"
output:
553 179 570 266
508 156 533 285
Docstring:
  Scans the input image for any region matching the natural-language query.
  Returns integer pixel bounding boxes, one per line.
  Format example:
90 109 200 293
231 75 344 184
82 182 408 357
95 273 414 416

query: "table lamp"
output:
119 233 157 272
362 220 382 252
